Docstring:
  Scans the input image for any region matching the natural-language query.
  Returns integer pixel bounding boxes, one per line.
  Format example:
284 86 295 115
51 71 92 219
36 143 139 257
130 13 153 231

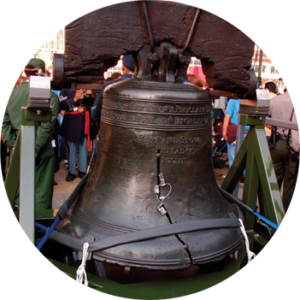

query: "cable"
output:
212 142 227 158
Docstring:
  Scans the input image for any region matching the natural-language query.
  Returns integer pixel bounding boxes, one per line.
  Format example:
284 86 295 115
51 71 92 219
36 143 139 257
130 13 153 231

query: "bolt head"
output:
148 53 159 64
178 54 187 64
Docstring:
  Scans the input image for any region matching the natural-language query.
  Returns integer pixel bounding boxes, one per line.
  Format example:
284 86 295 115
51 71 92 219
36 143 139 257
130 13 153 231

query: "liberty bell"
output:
57 44 244 283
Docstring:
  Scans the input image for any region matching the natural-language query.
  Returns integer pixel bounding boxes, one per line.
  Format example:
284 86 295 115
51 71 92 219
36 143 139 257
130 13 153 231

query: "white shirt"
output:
270 91 299 150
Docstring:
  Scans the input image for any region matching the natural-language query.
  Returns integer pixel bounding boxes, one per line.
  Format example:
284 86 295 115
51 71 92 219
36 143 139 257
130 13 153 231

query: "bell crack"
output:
165 212 194 265
155 149 193 265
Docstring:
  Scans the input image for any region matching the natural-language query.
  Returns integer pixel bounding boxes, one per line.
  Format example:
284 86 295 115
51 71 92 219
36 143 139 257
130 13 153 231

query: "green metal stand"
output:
222 114 285 233
2 107 52 271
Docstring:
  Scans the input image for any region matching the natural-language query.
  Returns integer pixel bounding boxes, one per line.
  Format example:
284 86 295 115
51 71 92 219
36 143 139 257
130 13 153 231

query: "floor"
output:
52 163 83 209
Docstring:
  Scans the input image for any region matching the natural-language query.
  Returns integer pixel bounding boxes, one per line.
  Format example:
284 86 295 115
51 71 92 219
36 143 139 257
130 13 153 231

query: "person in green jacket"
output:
2 58 59 209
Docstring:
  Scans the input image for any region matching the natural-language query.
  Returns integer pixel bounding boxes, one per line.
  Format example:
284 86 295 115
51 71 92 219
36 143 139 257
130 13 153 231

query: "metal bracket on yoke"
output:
256 88 271 108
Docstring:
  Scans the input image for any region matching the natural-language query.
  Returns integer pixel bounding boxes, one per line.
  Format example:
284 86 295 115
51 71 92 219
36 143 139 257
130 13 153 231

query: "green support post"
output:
222 114 285 234
2 107 51 271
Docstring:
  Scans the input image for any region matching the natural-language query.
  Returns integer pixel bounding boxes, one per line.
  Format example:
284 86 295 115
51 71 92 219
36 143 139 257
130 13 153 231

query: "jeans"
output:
227 141 236 168
67 135 87 175
227 133 247 176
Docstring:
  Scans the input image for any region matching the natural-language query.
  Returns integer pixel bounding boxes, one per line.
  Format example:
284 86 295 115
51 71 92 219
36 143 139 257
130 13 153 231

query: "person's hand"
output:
86 89 94 97
74 90 85 102
222 133 228 141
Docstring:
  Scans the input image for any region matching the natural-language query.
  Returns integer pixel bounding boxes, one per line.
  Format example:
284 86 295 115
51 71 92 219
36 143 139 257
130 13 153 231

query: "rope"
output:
239 219 255 263
76 242 89 286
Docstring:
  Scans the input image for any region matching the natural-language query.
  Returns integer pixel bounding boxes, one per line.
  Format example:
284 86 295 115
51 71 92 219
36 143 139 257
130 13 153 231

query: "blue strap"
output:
35 222 47 231
34 217 60 271
253 212 279 230
219 188 279 230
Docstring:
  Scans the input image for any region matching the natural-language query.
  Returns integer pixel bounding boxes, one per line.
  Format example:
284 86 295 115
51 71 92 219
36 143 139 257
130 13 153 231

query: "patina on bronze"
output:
57 43 244 283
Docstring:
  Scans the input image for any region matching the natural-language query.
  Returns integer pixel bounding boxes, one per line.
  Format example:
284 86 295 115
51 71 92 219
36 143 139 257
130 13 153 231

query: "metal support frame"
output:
265 117 298 130
5 108 52 241
19 120 36 242
231 114 245 198
222 114 285 234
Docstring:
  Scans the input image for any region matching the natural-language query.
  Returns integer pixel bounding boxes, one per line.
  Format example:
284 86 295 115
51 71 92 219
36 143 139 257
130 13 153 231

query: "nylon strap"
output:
219 187 279 230
47 212 240 252
219 187 253 214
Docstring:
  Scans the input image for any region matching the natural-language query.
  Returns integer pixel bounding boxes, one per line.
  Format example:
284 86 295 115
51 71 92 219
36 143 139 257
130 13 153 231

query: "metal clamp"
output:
154 173 172 215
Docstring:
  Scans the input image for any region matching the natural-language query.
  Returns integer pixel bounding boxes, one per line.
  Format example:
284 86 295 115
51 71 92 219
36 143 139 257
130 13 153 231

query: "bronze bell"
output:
57 44 243 283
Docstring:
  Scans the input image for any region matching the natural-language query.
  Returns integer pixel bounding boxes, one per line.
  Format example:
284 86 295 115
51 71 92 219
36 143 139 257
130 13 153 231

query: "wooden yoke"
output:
52 1 257 99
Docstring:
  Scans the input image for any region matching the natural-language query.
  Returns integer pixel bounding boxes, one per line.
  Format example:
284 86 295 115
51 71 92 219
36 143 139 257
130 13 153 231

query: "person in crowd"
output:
0 135 7 204
104 77 113 82
45 65 61 184
264 81 278 137
269 90 298 212
2 58 59 209
14 74 27 88
27 58 45 73
59 88 95 181
222 99 250 168
52 111 61 185
187 74 204 88
36 63 60 184
265 81 277 99
91 54 135 122
111 72 122 80
187 74 215 128
1 138 7 181
44 70 51 77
